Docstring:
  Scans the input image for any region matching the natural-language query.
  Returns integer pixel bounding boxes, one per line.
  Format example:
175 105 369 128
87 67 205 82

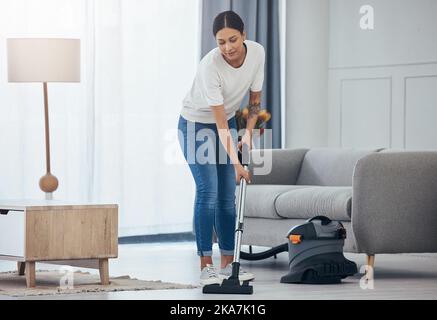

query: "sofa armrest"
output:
352 151 437 254
249 148 308 185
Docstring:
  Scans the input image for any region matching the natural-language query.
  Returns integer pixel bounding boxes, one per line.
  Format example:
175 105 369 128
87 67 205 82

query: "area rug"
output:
0 270 198 297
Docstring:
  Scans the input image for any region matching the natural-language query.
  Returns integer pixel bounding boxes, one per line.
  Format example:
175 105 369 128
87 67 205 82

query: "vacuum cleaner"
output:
281 216 357 284
203 143 253 295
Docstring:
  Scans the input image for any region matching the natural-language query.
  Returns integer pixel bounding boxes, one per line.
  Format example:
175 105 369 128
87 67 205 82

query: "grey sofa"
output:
240 148 437 266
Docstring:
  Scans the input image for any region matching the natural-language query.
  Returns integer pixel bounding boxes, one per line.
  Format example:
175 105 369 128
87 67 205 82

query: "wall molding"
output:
330 60 437 70
403 74 437 149
339 77 393 148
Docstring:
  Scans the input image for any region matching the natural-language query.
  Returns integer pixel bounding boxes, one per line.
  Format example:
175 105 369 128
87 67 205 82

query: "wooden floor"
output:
0 242 436 300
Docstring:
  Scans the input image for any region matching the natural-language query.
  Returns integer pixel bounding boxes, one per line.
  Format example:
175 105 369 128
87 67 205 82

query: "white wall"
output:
329 0 437 149
284 0 437 150
284 0 329 148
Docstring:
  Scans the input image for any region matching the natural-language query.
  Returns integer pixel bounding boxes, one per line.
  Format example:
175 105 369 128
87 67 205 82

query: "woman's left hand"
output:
238 130 252 152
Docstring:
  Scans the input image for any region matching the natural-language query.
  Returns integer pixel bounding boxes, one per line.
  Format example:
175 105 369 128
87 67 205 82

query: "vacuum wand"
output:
232 162 248 274
230 142 249 279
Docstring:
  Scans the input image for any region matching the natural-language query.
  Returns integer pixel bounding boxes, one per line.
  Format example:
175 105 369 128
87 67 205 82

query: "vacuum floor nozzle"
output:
202 279 253 294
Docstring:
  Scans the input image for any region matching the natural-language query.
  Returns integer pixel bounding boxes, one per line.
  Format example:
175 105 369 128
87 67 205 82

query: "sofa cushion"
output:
249 148 308 185
296 148 378 186
275 186 352 221
240 185 312 219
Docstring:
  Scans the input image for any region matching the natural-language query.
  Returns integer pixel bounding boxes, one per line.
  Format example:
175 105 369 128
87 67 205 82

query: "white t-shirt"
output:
180 40 265 123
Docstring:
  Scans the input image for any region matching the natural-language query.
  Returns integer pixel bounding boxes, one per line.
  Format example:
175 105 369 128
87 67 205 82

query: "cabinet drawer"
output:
0 210 25 257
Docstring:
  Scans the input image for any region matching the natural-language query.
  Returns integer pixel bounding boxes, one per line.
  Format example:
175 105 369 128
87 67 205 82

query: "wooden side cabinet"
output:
0 200 118 288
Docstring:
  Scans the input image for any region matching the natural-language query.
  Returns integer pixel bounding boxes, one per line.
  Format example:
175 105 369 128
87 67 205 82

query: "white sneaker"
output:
219 264 255 281
200 264 222 286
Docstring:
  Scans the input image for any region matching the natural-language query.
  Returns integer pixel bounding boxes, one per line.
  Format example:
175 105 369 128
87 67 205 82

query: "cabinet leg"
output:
25 262 36 288
17 262 25 276
99 258 110 285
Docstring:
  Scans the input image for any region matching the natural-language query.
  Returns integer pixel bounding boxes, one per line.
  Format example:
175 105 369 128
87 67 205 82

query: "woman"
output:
178 10 265 285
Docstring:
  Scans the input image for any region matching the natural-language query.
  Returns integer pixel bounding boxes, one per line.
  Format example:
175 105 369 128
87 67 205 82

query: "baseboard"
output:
118 232 195 244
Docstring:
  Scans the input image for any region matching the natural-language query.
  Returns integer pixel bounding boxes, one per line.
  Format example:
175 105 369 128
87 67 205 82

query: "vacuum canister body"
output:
280 216 357 284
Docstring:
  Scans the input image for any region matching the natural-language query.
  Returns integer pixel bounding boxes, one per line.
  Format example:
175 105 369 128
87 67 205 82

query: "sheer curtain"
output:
0 0 199 236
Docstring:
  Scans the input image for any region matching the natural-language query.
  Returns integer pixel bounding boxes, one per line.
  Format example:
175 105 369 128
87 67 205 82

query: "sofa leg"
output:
366 254 375 280
17 262 25 276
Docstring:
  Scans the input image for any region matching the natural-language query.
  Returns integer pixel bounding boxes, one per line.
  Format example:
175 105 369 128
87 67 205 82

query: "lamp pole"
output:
39 82 58 199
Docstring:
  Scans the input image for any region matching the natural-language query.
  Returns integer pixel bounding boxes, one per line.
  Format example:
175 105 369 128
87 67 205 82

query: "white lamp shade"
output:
7 38 80 83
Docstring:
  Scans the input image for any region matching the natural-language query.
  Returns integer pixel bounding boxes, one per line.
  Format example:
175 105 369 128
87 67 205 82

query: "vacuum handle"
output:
238 141 250 166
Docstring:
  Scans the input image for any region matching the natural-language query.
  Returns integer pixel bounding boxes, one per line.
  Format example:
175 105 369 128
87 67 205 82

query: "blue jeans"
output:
178 114 238 257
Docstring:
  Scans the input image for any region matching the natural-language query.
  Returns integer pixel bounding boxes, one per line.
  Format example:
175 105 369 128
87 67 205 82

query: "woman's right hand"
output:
235 164 251 185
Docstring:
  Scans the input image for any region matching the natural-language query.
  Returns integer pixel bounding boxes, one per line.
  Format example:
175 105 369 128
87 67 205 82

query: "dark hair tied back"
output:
213 10 244 37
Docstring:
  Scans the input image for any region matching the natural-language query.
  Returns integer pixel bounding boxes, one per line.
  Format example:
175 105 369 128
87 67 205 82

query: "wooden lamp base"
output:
39 173 58 193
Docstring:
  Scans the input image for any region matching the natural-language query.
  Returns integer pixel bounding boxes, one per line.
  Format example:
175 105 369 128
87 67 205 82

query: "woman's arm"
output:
245 91 262 132
211 105 240 166
237 90 262 151
211 105 251 183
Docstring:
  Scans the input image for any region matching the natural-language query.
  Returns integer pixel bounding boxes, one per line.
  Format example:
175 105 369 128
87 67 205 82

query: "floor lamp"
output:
7 38 81 200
